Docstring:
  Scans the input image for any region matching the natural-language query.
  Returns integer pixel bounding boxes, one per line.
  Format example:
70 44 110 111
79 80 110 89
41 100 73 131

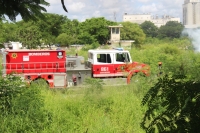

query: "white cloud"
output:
137 0 151 2
16 0 184 22
140 3 158 13
68 2 86 13
92 10 101 17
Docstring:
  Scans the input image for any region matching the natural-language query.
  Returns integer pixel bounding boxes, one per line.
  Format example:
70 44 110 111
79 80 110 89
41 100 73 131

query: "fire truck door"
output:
114 52 130 77
93 53 114 77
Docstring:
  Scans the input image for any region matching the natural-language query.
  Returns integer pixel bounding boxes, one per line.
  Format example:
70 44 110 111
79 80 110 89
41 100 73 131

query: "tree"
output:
62 19 80 36
0 22 18 43
17 22 42 49
120 22 146 47
0 0 68 21
157 21 184 39
61 0 68 12
61 19 80 44
36 13 68 37
0 0 49 21
56 33 76 47
140 21 158 38
0 20 7 43
33 13 68 46
141 74 200 132
15 13 68 47
78 32 96 44
79 17 116 45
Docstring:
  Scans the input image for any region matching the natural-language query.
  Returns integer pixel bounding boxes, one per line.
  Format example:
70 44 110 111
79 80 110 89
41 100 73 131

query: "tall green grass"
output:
41 79 152 133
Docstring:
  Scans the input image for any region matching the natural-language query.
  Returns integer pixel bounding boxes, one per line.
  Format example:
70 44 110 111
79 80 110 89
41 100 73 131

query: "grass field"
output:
41 77 153 133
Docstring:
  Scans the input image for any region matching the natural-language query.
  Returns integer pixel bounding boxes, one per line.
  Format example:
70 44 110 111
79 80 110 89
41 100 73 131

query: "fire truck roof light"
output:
114 48 123 51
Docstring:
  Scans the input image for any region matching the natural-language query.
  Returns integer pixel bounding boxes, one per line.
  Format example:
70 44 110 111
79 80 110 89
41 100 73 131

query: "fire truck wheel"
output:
130 73 139 84
31 79 49 88
130 72 148 84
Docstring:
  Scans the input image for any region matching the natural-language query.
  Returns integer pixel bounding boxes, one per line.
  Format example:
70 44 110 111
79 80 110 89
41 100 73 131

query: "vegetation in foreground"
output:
1 38 200 132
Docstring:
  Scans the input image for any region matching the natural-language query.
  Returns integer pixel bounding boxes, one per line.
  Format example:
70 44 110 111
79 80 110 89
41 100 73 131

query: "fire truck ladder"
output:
4 62 66 74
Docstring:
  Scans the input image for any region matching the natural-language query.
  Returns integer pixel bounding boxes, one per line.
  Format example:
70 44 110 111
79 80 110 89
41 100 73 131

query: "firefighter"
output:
72 75 77 86
158 62 163 76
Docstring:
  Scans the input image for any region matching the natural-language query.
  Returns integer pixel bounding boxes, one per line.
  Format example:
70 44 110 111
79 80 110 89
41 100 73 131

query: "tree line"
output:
0 13 184 49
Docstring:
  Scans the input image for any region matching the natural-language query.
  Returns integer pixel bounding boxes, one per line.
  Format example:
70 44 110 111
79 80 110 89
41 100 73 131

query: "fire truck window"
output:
97 54 111 63
116 53 124 62
116 53 130 62
124 53 130 62
106 54 111 63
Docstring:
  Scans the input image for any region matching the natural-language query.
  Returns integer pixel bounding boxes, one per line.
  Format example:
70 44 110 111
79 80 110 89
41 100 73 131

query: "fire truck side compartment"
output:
2 49 67 88
66 55 91 86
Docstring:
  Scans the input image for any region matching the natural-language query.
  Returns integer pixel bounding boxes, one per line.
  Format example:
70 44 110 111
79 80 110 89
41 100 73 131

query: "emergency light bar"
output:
113 48 123 51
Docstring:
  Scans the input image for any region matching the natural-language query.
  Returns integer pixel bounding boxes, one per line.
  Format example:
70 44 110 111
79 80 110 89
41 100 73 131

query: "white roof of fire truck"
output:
88 48 129 53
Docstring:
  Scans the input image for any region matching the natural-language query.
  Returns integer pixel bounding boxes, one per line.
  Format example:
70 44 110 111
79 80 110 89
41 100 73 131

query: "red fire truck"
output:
1 49 67 88
1 48 150 88
66 49 150 86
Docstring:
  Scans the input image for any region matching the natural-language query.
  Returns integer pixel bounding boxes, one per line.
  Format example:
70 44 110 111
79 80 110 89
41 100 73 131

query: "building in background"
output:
183 0 200 28
123 13 180 27
108 25 134 48
3 41 22 50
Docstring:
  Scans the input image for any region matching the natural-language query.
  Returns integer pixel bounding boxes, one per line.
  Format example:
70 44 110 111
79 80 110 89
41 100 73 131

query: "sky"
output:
41 0 184 22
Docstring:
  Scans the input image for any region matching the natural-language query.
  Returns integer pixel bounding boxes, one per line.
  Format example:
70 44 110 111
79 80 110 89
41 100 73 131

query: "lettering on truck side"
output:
101 67 109 72
28 52 50 56
100 67 110 73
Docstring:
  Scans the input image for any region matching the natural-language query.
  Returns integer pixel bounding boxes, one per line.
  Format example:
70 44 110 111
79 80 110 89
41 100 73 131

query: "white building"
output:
123 13 180 27
3 42 22 50
183 0 200 28
108 25 123 42
108 25 134 48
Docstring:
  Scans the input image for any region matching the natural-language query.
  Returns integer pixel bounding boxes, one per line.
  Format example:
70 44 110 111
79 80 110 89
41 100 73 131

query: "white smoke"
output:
182 28 200 52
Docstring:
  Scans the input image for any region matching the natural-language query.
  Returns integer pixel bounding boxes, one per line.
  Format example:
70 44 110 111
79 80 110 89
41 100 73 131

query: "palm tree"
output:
61 0 68 12
0 0 68 21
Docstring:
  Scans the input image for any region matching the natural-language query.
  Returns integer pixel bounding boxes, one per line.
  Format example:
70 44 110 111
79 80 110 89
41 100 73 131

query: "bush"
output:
82 42 100 51
0 75 26 113
0 75 51 132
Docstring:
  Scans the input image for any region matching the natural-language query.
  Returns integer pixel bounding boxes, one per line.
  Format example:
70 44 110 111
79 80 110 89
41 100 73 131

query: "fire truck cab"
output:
88 49 132 78
87 48 150 84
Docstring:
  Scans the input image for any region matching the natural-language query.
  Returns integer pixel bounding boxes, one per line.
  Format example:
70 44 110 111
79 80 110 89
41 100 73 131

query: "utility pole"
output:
114 11 117 22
